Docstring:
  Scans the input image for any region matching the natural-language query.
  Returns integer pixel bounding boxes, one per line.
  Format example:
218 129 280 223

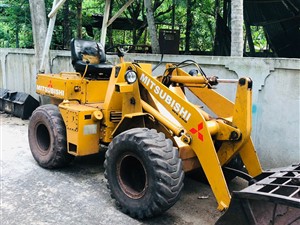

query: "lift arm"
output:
134 64 262 210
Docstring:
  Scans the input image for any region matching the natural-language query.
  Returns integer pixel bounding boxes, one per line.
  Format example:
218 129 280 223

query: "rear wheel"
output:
104 128 184 219
28 104 74 169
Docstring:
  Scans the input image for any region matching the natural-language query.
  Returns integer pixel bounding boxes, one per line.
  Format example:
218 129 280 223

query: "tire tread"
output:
104 128 184 218
28 104 74 169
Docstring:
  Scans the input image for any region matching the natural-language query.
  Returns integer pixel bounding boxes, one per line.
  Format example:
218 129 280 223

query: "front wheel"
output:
28 104 74 169
104 128 184 219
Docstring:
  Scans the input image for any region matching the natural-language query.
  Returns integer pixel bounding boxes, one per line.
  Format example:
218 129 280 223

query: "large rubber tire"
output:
28 104 74 169
104 128 184 219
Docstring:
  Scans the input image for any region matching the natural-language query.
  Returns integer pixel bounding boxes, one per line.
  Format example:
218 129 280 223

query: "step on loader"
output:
28 39 299 222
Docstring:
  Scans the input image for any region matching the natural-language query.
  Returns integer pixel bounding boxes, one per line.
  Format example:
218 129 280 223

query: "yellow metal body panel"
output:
188 87 234 118
139 63 152 74
175 137 200 172
85 80 108 103
115 82 134 93
59 101 101 156
36 72 82 100
101 63 143 143
36 72 108 103
238 139 263 177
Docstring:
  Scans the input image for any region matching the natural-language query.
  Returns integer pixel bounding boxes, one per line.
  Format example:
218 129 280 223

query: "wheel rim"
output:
36 123 51 154
117 153 148 199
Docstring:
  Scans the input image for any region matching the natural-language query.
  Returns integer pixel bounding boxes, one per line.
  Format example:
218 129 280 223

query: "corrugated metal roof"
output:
244 0 300 57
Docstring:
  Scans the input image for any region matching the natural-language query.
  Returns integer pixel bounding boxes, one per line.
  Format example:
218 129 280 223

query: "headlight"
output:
125 70 137 84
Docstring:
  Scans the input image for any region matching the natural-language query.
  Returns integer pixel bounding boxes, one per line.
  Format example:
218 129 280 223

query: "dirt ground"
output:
0 112 247 225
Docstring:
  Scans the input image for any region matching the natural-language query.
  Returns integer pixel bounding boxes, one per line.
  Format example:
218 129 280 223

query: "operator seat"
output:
70 38 113 79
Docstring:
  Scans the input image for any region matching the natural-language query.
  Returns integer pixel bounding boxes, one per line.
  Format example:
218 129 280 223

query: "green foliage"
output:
177 0 216 52
0 0 33 48
251 26 267 51
0 0 268 54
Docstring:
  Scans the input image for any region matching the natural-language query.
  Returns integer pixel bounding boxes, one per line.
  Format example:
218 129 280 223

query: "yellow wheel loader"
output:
28 39 300 223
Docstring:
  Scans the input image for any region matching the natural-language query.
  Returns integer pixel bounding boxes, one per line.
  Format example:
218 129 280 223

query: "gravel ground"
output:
0 112 247 225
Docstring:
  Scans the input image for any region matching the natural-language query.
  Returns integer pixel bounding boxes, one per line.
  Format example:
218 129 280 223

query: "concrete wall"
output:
0 49 74 100
0 48 299 169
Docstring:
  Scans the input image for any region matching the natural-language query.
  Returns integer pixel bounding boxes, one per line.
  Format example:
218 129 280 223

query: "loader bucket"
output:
0 88 9 110
0 88 39 119
216 164 300 225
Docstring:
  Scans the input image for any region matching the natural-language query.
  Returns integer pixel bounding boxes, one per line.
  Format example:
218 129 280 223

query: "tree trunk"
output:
63 0 70 49
245 21 255 56
171 0 175 30
223 0 228 25
213 0 219 54
15 25 19 48
108 0 114 47
144 0 160 54
77 0 83 39
133 26 137 44
29 0 47 70
231 0 243 56
185 0 192 54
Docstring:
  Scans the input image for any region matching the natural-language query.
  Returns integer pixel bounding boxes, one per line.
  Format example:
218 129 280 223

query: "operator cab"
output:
70 38 113 79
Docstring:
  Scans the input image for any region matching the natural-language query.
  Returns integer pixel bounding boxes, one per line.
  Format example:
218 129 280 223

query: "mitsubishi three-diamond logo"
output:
48 80 53 88
189 122 204 141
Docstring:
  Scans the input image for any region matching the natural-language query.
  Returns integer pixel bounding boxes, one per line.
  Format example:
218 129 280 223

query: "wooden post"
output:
101 0 111 47
40 0 66 73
